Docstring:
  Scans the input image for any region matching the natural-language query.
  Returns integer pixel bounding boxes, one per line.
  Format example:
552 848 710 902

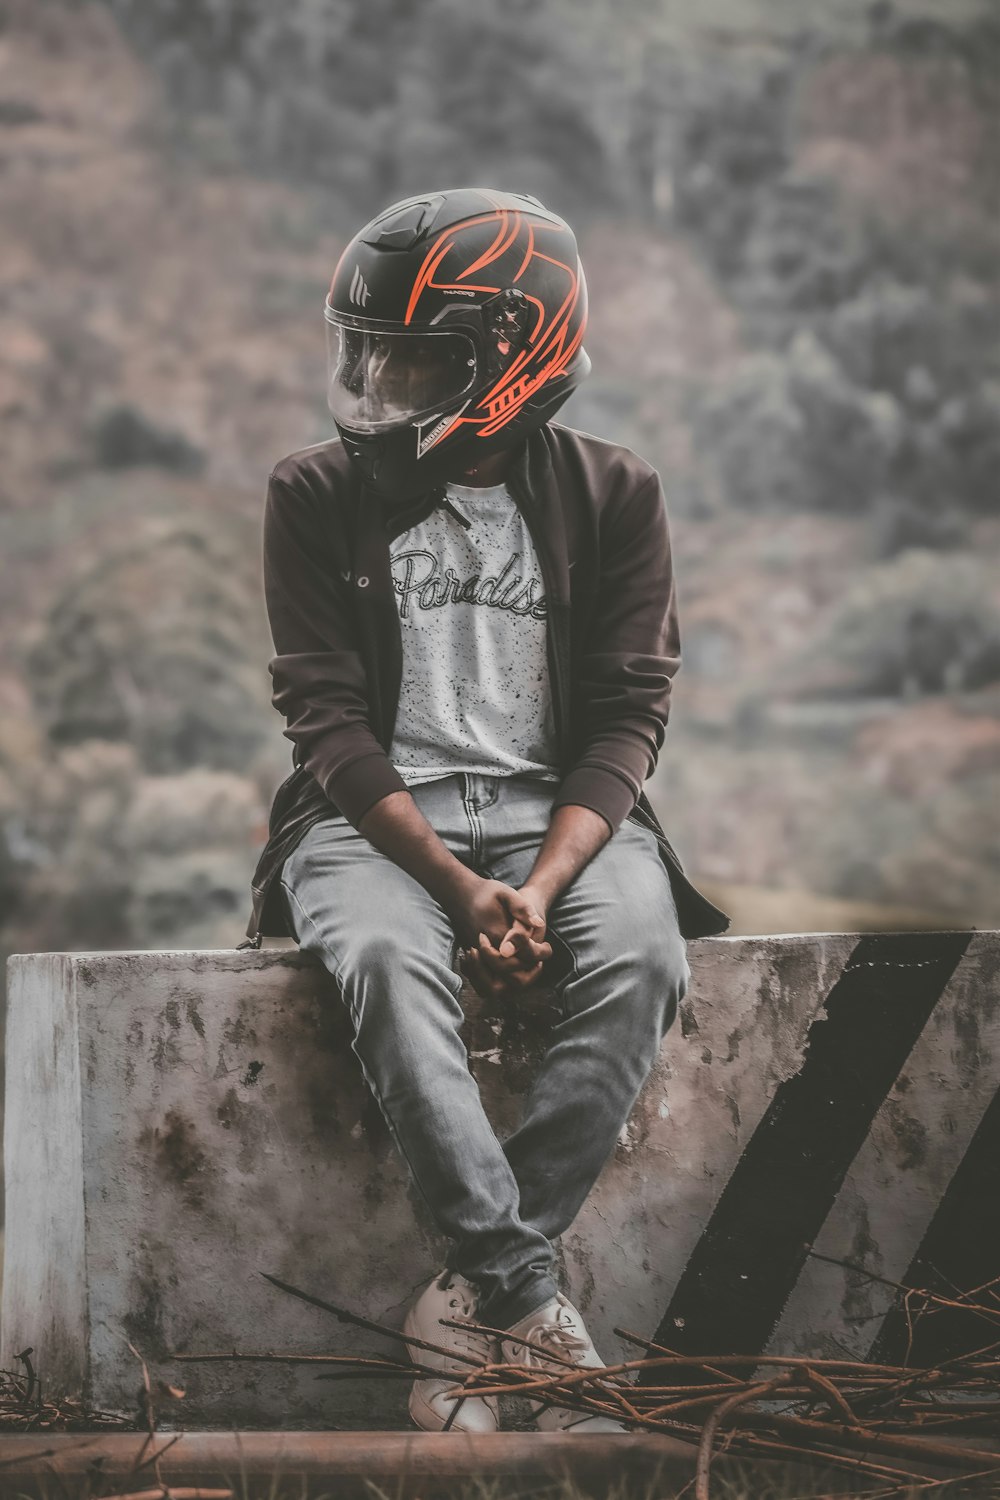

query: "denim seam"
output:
283 877 467 1230
460 775 483 867
374 1001 551 1295
544 925 581 1021
351 1037 459 1231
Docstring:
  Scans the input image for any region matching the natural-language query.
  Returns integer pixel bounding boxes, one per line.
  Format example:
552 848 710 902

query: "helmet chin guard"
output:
324 187 590 500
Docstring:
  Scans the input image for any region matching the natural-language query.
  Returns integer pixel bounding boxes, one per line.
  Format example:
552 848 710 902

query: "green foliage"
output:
25 521 269 773
90 402 206 474
103 0 624 219
788 549 1000 699
693 333 903 515
99 0 1000 531
673 69 795 279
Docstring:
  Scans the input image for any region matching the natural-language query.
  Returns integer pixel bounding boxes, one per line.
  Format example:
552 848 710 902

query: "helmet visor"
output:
325 315 478 433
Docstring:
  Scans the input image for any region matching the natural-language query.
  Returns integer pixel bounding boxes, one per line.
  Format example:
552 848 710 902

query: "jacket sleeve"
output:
263 472 409 825
550 468 681 836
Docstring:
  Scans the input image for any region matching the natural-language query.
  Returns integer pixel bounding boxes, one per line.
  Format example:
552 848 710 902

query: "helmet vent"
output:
363 198 441 251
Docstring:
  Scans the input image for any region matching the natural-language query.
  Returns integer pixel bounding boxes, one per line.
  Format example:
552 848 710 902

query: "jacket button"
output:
357 575 370 588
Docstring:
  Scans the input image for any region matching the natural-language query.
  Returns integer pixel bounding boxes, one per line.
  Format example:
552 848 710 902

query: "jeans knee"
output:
339 932 462 1029
337 930 405 1001
633 937 689 1037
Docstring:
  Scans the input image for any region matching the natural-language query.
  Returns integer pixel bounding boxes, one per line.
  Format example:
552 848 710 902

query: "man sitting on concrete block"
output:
240 186 730 1435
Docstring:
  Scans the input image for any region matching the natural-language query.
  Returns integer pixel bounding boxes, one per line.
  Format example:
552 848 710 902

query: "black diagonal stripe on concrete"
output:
867 1076 1000 1367
638 931 973 1385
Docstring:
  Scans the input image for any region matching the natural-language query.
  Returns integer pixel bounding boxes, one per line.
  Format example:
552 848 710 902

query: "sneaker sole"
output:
408 1379 499 1433
403 1307 499 1433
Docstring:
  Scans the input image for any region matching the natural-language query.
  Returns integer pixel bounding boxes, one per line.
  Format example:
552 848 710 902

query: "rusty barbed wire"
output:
0 1350 131 1433
6 1262 999 1500
169 1262 1000 1499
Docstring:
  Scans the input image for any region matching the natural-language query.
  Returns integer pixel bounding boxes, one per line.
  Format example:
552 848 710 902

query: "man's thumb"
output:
509 892 545 937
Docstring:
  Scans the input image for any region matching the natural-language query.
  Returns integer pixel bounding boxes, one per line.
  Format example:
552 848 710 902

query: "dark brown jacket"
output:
238 421 730 947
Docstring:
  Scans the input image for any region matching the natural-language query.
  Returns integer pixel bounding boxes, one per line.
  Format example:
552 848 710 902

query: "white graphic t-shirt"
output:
387 480 561 787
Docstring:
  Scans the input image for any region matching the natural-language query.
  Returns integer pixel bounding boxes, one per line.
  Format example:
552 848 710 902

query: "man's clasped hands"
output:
451 875 553 1000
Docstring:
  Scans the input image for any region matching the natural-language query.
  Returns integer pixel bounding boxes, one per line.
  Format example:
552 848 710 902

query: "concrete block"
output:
2 932 996 1428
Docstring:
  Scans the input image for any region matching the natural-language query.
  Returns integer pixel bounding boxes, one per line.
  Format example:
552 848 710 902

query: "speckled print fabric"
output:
388 480 561 788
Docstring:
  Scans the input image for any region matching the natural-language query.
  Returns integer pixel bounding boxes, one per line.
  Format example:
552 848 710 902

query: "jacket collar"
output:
352 426 569 605
507 425 571 614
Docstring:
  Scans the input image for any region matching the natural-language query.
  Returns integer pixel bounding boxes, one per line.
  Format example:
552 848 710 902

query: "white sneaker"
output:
499 1292 629 1432
402 1268 500 1433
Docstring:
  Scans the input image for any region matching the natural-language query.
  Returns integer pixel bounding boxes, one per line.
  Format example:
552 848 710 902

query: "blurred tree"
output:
785 550 1000 700
25 521 268 773
692 332 902 516
90 402 206 474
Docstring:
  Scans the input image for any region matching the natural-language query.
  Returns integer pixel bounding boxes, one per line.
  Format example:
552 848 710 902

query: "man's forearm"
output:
358 790 476 909
526 804 612 908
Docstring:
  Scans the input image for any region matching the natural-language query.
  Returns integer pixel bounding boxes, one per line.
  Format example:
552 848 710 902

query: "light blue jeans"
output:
279 771 690 1331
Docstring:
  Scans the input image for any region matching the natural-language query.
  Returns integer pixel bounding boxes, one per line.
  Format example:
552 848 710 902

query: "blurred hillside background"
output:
1 0 998 1003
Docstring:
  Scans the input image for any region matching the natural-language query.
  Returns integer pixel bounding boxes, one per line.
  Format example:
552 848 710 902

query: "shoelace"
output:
434 1275 495 1370
514 1313 591 1371
510 1313 616 1428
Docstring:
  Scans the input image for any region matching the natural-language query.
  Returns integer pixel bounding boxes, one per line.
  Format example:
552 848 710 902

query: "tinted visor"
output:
325 315 478 432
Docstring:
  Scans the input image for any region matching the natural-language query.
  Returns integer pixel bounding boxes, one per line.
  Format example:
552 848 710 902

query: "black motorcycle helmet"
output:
324 187 591 500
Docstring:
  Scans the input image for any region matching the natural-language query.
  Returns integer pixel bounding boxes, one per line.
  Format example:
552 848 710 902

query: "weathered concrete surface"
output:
2 934 996 1428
